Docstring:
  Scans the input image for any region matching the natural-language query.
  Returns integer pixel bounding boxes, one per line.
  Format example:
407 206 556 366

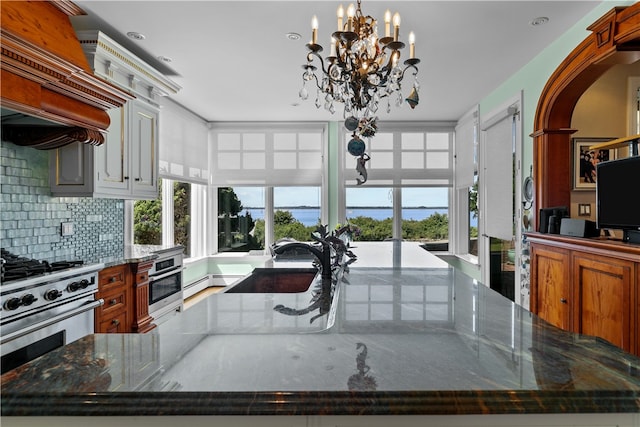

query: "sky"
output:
233 187 448 208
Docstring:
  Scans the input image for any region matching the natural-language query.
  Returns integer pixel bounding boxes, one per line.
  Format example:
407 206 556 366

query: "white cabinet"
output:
50 100 159 199
50 30 179 200
130 101 158 196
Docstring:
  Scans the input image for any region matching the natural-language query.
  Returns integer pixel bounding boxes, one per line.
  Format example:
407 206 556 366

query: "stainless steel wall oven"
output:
148 247 183 323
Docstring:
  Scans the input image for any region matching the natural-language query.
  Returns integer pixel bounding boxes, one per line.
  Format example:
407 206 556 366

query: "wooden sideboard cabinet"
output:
96 260 156 334
528 233 639 356
96 264 132 333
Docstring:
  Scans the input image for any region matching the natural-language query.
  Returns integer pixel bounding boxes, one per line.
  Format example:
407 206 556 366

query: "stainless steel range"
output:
1 249 104 374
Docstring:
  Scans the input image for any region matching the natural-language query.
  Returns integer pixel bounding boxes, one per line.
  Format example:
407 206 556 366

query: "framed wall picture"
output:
572 137 616 190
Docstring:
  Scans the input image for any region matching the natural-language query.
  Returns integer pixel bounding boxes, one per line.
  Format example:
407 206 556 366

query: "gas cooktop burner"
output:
1 249 84 282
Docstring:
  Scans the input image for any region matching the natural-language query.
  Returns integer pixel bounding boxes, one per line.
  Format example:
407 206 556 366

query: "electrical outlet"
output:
61 222 74 236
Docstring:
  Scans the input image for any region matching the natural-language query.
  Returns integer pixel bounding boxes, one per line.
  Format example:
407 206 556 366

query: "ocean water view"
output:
242 207 478 227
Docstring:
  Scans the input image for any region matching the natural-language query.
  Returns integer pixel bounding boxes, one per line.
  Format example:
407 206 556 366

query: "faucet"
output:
272 241 332 281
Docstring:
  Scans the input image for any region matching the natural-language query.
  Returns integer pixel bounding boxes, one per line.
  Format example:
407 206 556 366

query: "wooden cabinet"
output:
529 233 639 356
96 264 132 333
98 310 129 334
530 244 571 330
96 260 157 334
49 30 178 200
572 252 634 352
130 259 156 333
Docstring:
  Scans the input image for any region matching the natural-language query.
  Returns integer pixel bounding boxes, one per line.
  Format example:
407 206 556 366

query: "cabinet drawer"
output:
99 289 128 317
99 265 128 293
136 271 149 284
98 311 128 334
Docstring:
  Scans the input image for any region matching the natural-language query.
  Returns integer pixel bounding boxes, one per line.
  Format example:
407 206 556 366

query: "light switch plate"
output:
61 222 74 236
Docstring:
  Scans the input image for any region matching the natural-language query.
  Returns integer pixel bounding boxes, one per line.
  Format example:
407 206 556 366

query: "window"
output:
454 106 479 258
133 182 162 246
218 187 264 252
210 123 325 187
133 179 194 258
469 175 479 256
210 123 326 252
346 187 393 241
273 186 321 241
401 188 449 247
344 130 452 187
341 122 455 245
173 182 191 257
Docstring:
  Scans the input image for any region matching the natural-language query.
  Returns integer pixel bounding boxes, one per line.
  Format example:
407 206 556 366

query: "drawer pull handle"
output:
112 319 120 326
110 299 118 305
560 298 568 304
109 277 117 283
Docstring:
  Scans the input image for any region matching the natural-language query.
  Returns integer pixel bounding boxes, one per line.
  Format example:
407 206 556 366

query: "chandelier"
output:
298 0 421 132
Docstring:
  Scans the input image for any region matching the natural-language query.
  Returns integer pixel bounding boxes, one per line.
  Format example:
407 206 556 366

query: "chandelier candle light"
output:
298 1 421 184
299 1 420 122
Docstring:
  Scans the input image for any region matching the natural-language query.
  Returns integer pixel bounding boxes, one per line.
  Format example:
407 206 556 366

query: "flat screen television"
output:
596 155 640 243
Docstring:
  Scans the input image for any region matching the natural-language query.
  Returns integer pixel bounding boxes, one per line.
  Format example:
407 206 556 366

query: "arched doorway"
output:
532 4 640 225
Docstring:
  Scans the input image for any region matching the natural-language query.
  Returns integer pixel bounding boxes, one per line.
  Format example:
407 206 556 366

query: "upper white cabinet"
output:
51 31 180 199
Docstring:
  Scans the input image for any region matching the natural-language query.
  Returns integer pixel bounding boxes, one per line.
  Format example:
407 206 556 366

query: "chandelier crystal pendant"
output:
299 0 421 134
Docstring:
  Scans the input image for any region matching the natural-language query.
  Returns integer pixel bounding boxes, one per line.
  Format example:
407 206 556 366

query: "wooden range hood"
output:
1 0 132 149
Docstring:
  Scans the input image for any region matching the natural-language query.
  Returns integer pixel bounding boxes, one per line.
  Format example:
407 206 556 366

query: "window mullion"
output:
162 178 174 247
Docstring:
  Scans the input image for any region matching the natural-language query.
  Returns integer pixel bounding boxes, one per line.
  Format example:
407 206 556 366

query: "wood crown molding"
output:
1 1 133 149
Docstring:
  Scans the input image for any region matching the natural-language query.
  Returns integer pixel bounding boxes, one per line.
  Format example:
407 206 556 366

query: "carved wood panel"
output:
530 244 571 330
573 252 633 352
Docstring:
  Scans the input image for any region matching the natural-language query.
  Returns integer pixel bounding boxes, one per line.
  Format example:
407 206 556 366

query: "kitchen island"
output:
1 243 639 425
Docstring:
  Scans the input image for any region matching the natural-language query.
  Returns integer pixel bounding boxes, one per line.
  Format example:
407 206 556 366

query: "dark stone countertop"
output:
2 263 639 416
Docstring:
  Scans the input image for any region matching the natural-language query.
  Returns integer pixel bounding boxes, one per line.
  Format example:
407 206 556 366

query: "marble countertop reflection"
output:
2 254 639 416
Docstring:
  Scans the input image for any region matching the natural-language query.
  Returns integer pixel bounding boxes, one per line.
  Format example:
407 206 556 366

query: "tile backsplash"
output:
1 141 124 263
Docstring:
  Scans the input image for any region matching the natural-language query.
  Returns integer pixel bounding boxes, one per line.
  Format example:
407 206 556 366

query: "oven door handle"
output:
0 299 104 345
149 267 182 283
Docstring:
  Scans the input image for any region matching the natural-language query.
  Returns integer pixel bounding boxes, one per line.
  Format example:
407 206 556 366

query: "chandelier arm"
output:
380 53 399 78
399 63 420 81
307 71 324 92
309 49 353 87
307 50 330 77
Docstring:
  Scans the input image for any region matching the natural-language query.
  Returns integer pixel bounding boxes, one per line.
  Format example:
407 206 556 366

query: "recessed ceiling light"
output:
530 17 549 27
126 31 146 40
286 32 301 41
157 56 172 63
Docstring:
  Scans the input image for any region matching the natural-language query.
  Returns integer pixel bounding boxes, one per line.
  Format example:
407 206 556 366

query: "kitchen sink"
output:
223 267 318 293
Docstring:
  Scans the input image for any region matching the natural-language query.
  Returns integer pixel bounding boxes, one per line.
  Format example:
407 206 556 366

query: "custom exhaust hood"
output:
0 0 132 149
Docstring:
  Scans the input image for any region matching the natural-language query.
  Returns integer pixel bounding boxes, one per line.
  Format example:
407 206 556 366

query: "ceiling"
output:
71 1 603 123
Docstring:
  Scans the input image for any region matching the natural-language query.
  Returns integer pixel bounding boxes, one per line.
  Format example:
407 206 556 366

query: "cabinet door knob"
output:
112 319 120 326
124 176 130 180
134 178 141 181
109 276 116 283
560 298 568 304
110 299 117 305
